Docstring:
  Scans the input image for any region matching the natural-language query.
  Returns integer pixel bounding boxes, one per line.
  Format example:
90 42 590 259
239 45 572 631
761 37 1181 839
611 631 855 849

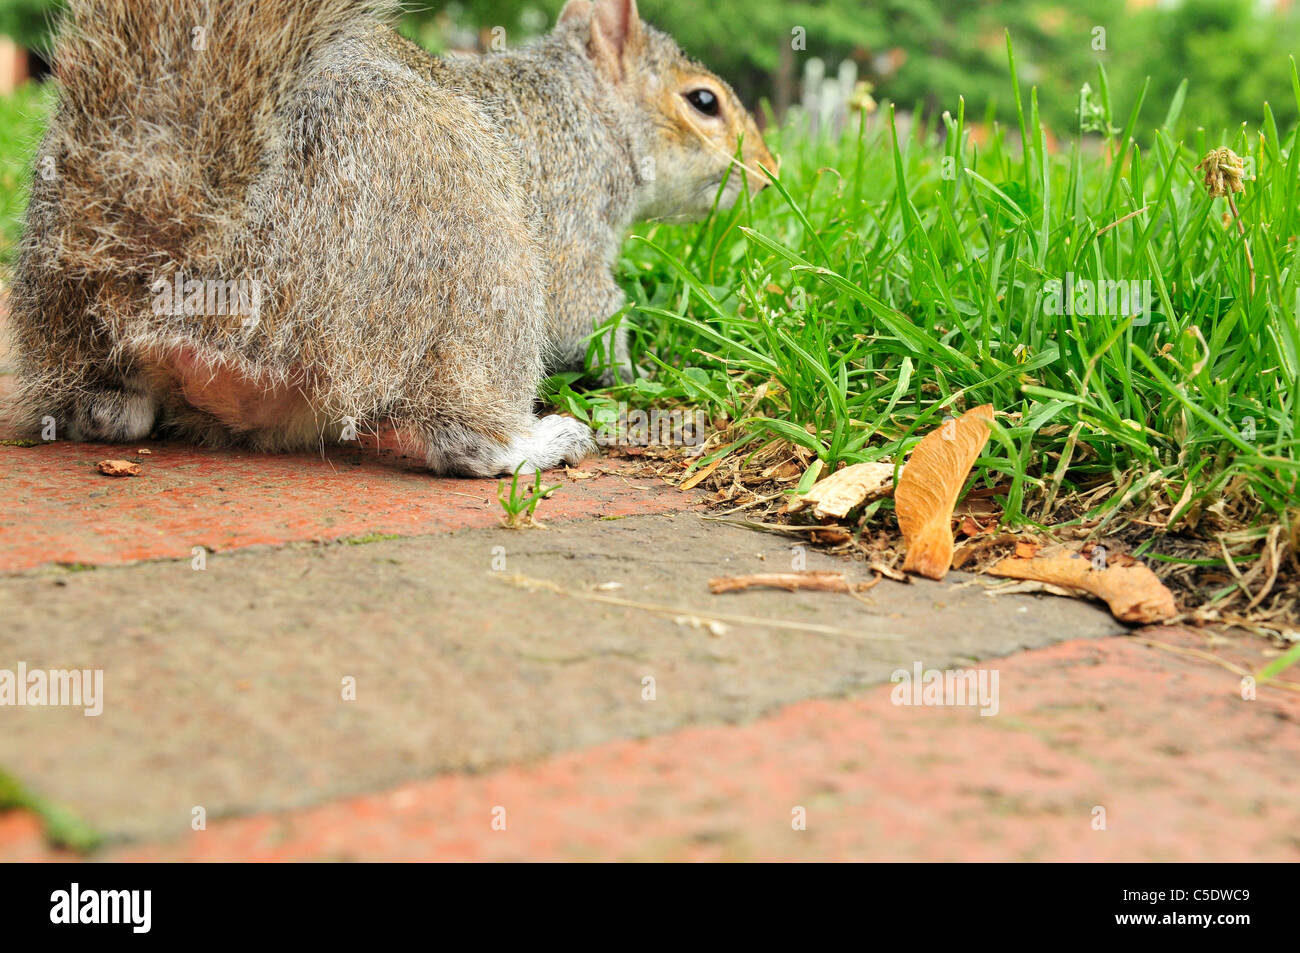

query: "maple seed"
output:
896 405 995 580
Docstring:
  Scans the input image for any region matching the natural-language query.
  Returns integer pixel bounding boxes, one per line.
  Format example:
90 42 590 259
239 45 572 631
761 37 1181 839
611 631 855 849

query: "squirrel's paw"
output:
432 415 595 477
496 414 596 475
66 385 158 442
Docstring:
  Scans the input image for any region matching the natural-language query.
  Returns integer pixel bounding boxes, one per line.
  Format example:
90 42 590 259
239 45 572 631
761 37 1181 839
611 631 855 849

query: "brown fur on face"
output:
561 0 777 222
635 56 778 221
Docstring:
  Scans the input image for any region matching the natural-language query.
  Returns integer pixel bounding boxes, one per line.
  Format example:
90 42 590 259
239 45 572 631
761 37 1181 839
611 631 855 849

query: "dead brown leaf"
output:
896 405 995 579
951 533 1023 570
987 549 1177 624
785 460 897 520
679 456 722 491
761 459 804 482
97 459 141 477
868 561 908 582
810 527 853 545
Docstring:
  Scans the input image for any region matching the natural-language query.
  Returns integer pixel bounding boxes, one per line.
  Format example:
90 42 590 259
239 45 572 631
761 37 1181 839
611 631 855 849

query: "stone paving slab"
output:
0 514 1122 843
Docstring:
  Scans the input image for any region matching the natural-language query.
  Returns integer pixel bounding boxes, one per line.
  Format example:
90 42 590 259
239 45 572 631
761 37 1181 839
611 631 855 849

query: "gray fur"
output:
3 0 774 475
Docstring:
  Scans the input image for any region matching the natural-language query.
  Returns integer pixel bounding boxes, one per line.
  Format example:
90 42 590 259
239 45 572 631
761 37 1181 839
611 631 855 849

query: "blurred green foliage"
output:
0 79 51 266
1115 0 1300 136
1 0 1297 135
0 0 54 50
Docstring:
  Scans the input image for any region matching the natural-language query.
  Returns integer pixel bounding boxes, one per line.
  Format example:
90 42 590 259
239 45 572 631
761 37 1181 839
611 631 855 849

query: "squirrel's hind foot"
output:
426 415 595 477
65 382 158 443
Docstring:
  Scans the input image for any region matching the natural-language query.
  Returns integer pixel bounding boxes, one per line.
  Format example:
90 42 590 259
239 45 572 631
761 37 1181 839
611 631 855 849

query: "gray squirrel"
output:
4 0 776 475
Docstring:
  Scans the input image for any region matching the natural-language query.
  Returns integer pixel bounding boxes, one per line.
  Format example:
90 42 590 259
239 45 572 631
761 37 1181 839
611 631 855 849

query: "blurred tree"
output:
0 0 1295 134
1109 0 1300 136
819 0 1131 133
0 0 59 51
401 0 1113 129
399 0 1296 134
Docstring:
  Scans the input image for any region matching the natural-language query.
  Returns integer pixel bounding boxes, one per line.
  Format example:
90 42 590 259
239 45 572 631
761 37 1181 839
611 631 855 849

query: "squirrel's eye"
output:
685 89 720 118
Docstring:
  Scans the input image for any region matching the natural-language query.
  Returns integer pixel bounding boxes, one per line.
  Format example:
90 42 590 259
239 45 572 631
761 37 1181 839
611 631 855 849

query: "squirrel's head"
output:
557 0 778 223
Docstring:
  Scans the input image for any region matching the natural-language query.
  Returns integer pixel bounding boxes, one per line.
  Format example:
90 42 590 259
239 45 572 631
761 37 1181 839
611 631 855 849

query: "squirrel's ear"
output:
561 0 643 83
559 0 595 26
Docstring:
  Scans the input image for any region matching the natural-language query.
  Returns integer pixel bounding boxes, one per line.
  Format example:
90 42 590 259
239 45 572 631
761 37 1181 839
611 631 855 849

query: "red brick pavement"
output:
0 439 687 571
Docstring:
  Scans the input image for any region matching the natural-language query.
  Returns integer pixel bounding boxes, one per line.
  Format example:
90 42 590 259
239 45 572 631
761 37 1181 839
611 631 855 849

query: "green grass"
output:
497 464 561 528
0 766 102 852
343 532 403 546
554 45 1299 551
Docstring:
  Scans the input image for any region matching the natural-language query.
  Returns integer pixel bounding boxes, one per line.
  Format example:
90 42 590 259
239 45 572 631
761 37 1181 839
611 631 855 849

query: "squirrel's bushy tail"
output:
4 0 392 436
44 0 392 277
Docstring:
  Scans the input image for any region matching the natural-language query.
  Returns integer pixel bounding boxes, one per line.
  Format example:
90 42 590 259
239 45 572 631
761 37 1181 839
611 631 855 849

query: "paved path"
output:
15 633 1294 862
1 404 1297 859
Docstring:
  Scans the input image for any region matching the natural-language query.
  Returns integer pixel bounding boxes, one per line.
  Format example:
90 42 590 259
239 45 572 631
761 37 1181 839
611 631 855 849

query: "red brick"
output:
0 440 690 571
